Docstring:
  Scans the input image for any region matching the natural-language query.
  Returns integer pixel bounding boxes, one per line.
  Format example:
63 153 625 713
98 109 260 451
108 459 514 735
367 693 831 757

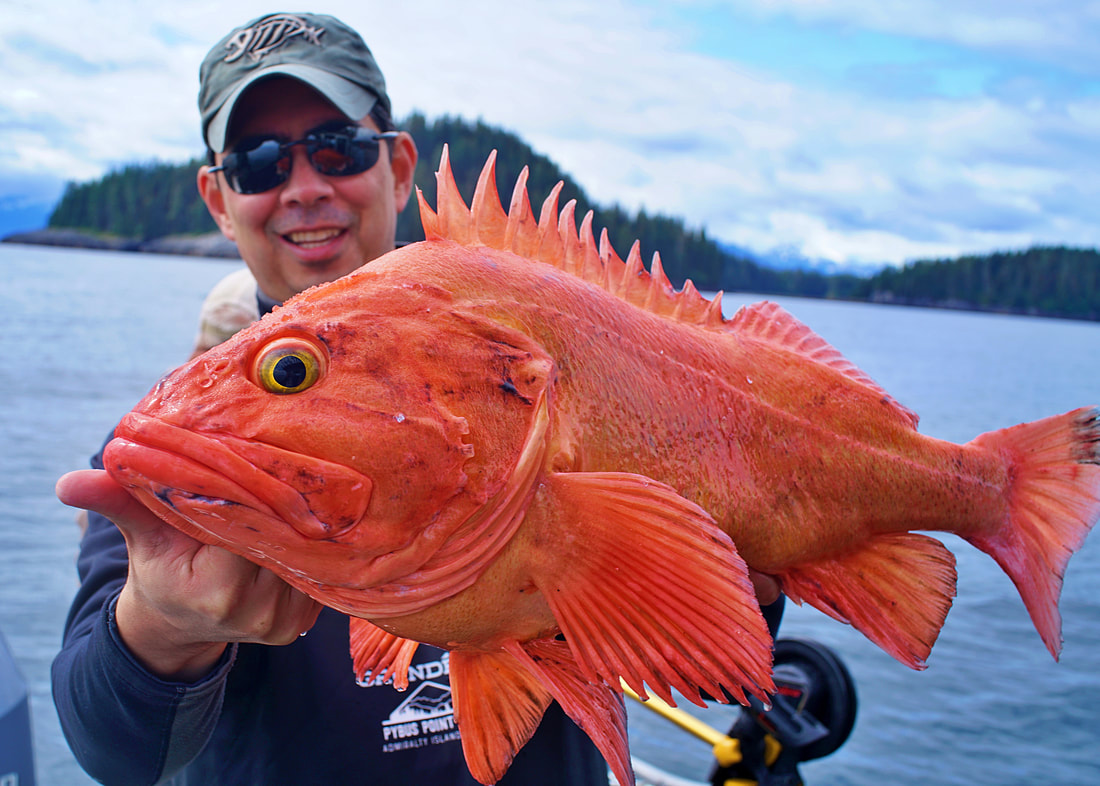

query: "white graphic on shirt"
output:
359 653 463 752
356 650 451 688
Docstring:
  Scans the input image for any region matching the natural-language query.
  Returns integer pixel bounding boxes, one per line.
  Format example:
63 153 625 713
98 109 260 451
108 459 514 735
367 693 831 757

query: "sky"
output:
2 0 1099 268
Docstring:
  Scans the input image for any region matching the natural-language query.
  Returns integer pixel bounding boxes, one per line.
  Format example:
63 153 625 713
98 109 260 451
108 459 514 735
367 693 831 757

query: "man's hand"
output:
748 569 781 607
57 469 323 682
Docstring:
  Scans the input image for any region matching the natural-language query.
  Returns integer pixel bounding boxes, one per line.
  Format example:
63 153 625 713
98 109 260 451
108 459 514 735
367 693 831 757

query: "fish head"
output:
104 257 554 604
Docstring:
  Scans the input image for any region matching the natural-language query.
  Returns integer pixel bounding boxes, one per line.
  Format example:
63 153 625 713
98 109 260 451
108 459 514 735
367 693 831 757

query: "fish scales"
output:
414 243 1007 567
100 147 1100 786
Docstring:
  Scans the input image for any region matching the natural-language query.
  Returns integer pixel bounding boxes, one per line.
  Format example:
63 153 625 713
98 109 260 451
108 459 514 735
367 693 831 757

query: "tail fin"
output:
965 407 1100 659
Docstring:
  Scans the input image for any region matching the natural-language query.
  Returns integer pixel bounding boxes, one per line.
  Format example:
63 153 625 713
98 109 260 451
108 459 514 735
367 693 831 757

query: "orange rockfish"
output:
102 149 1100 786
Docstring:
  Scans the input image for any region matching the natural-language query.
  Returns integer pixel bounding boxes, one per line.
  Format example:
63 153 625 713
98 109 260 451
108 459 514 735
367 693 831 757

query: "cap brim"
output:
205 64 379 152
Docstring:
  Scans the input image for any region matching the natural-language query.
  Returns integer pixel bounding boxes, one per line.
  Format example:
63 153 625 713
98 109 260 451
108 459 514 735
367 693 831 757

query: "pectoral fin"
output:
526 471 775 708
779 532 957 669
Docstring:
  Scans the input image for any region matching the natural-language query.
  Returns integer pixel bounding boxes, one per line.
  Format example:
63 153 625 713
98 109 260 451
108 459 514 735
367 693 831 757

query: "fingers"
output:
233 573 323 645
184 546 323 644
57 469 133 515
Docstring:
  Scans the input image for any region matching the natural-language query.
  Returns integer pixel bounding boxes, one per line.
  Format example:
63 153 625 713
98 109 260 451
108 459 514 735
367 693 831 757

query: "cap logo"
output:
223 14 325 63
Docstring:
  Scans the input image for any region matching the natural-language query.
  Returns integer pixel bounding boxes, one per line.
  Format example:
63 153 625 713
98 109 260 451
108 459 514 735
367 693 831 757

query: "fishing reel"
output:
626 637 857 786
707 638 858 786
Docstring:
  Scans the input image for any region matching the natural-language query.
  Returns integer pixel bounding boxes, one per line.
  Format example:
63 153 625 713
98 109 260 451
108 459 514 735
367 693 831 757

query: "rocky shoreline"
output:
1 228 240 259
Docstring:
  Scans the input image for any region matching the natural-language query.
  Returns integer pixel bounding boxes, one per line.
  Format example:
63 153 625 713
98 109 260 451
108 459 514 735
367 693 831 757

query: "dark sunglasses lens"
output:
307 132 380 176
220 131 388 193
224 139 290 194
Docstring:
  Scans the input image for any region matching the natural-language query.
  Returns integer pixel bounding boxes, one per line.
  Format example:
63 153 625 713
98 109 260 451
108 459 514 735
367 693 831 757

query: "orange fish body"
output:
103 150 1100 786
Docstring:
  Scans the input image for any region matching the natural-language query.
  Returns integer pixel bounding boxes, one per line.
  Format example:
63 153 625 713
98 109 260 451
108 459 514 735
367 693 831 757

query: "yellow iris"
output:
253 338 325 394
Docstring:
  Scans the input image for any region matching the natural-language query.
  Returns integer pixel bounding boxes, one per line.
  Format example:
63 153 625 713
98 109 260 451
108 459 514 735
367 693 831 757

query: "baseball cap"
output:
199 12 391 152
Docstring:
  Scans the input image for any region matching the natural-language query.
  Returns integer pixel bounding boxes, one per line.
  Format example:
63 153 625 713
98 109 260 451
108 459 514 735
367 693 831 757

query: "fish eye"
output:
253 338 326 394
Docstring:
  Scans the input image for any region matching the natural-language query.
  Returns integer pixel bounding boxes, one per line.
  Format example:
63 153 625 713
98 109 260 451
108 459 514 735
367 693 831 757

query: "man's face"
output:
199 78 417 303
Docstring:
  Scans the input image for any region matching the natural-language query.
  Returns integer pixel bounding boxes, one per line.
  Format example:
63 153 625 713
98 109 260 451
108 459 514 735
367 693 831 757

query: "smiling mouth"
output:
285 228 344 248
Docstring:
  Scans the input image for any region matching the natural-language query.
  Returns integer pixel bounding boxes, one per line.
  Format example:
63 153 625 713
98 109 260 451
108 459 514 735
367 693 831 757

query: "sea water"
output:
1 244 1098 785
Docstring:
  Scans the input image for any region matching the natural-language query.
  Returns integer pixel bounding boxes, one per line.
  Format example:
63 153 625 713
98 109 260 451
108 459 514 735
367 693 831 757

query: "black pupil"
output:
273 355 308 388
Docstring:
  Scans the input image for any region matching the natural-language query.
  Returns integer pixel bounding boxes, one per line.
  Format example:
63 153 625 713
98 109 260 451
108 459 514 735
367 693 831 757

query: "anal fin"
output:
449 648 554 785
528 472 775 708
505 638 635 786
348 617 420 690
779 532 957 669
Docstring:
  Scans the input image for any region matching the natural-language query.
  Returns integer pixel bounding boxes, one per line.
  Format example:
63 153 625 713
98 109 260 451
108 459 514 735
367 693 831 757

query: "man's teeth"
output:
287 229 341 247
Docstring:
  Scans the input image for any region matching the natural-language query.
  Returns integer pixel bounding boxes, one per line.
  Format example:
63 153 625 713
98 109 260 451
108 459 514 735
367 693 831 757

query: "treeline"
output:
49 159 218 240
45 114 1098 317
852 246 1100 320
46 113 815 293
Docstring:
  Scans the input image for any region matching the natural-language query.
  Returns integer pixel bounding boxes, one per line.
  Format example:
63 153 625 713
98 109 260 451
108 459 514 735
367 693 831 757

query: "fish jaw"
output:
103 412 450 592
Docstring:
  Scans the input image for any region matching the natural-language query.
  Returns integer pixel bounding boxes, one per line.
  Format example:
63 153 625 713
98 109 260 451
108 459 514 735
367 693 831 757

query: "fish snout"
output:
110 412 373 542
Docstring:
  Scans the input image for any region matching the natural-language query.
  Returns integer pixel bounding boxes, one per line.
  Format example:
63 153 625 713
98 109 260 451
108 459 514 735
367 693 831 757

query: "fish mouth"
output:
105 412 373 543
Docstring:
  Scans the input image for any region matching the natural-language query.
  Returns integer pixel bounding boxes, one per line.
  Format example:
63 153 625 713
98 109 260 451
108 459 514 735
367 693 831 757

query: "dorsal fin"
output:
416 149 916 425
416 146 725 330
730 301 920 428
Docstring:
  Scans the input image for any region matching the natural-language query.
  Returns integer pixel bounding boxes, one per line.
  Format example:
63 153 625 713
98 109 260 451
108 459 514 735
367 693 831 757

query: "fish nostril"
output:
195 357 233 389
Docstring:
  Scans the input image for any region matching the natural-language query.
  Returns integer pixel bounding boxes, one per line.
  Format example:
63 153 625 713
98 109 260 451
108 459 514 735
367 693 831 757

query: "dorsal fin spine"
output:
557 200 580 276
705 291 726 327
645 253 672 313
417 189 438 238
577 213 602 284
623 242 646 301
505 167 534 253
534 182 564 264
421 147 732 331
598 229 615 292
470 150 506 247
417 145 446 240
677 280 701 321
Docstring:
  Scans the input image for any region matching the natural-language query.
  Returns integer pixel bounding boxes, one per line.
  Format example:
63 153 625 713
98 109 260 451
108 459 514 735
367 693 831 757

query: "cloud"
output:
1 0 1098 265
723 0 1100 71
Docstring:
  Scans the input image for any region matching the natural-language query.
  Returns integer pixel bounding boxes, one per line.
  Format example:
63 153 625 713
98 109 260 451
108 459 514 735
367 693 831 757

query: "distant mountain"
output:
719 241 885 277
0 201 53 238
33 112 796 294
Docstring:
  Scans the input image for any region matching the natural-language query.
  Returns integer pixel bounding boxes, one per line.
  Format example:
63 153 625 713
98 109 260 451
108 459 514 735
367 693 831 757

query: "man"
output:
52 13 610 785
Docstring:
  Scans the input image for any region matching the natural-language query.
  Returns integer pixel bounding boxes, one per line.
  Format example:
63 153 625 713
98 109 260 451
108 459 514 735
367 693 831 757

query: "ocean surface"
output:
2 244 1098 785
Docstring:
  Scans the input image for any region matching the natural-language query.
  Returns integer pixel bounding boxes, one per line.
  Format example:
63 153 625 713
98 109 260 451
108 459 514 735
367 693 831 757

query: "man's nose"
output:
279 146 335 206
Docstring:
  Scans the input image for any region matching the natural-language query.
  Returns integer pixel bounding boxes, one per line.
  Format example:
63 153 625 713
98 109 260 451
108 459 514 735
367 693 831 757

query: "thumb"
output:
56 469 168 540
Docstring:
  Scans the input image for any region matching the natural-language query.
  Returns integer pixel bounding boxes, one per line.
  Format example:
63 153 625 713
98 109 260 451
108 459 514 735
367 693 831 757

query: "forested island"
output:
9 113 1100 321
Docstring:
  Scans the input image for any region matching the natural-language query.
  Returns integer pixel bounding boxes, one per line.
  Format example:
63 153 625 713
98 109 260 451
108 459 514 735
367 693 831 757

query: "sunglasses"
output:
209 126 399 194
